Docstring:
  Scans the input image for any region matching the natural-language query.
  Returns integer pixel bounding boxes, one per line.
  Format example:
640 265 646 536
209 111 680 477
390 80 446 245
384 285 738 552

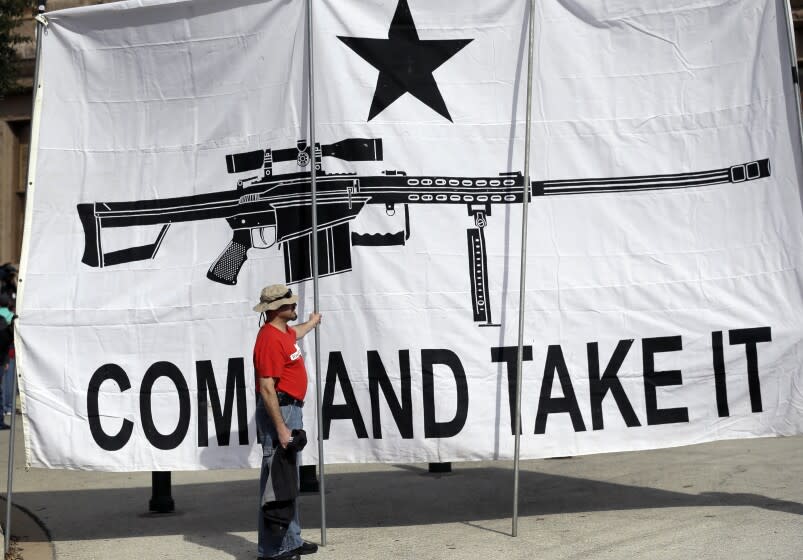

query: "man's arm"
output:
294 312 322 340
259 376 292 448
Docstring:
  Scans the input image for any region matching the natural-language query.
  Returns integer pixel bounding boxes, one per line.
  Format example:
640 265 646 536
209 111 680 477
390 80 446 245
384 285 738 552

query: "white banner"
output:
17 0 803 470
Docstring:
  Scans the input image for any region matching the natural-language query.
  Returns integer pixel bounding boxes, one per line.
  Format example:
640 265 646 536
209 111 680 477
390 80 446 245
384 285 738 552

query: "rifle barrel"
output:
76 157 771 272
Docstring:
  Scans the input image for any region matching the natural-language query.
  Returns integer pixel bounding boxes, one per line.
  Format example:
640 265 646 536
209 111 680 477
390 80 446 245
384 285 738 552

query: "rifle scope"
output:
225 138 383 173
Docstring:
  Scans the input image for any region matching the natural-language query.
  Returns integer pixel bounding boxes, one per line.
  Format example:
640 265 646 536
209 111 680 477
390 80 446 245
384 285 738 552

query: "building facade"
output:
2 0 803 265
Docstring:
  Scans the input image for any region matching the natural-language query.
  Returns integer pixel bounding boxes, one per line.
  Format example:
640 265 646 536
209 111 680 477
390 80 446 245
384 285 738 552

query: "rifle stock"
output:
77 203 101 267
78 202 172 268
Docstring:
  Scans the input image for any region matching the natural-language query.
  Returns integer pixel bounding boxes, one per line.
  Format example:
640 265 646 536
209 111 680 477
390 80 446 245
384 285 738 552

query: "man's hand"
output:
277 423 292 449
295 312 322 339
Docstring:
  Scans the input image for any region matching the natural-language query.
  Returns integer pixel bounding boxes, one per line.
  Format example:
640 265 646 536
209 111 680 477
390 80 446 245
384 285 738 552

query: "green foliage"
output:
0 0 34 98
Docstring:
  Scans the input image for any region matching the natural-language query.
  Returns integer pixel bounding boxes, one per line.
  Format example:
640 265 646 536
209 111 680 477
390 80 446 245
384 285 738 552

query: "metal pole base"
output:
149 471 174 513
300 464 320 493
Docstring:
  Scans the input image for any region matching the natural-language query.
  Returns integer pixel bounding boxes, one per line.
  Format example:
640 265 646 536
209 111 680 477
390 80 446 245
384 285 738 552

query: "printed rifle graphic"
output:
77 138 771 326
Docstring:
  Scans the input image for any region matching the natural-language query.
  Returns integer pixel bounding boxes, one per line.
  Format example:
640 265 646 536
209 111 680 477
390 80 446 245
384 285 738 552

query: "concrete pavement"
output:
1 418 801 560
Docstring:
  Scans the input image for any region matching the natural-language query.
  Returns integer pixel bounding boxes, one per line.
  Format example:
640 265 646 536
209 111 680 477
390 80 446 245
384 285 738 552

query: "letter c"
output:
87 364 134 451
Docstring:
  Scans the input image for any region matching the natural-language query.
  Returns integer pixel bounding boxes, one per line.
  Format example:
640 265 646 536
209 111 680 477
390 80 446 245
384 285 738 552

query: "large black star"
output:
338 0 473 122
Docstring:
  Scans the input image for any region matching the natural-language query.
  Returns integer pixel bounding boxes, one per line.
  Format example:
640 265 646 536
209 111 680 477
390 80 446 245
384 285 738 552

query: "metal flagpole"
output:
5 2 47 556
512 0 536 538
305 0 326 546
781 0 803 158
3 350 20 558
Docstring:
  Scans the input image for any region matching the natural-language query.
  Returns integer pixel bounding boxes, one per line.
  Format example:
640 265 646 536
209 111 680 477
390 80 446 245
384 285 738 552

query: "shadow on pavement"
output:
11 465 802 546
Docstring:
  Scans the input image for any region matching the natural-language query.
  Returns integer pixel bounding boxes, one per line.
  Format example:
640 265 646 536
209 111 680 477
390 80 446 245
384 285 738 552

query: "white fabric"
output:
16 0 803 470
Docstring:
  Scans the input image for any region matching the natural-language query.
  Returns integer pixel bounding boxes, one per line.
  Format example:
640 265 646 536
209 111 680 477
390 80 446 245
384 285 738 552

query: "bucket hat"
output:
253 284 298 313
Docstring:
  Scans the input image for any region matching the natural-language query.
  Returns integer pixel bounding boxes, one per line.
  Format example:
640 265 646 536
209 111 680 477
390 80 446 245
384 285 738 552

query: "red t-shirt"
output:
253 324 308 401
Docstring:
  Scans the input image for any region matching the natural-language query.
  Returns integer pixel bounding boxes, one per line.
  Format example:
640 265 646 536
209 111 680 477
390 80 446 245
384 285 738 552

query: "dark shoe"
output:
0 423 10 430
258 555 300 560
292 541 318 555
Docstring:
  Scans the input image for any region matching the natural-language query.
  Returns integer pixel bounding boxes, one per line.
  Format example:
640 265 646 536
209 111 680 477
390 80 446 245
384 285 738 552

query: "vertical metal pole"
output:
5 3 47 555
306 0 326 546
781 0 803 157
3 358 19 556
512 0 536 538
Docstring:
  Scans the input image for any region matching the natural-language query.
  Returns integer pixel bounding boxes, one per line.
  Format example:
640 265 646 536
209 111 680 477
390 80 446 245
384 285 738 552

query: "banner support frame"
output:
306 0 327 547
781 0 803 165
5 2 47 556
512 0 536 538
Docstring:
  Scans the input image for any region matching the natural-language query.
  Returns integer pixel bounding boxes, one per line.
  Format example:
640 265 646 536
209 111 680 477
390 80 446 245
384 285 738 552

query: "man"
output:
0 266 17 421
253 284 321 560
0 294 15 430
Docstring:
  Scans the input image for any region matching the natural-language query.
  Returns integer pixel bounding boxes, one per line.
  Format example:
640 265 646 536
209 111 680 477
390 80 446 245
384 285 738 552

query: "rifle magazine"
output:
467 228 494 325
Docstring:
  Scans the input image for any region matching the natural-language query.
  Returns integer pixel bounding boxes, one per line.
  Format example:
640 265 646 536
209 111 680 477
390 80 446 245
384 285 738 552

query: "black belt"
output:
277 392 304 407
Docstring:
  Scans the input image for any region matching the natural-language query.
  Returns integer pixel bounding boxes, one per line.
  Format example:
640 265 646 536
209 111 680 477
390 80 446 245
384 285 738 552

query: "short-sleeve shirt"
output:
253 324 308 401
0 308 13 323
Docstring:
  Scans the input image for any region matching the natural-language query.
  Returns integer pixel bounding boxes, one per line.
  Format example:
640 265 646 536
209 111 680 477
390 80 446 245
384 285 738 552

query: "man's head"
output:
253 284 298 322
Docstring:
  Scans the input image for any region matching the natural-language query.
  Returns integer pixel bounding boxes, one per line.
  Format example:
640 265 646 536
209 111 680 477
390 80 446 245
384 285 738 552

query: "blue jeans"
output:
3 357 14 414
256 398 303 558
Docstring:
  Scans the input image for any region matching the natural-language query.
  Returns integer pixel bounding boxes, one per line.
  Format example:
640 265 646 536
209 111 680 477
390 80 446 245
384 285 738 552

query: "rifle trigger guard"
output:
251 226 276 249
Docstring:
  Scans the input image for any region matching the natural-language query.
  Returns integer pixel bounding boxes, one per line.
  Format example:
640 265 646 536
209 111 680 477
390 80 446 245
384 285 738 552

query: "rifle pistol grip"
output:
207 229 252 285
